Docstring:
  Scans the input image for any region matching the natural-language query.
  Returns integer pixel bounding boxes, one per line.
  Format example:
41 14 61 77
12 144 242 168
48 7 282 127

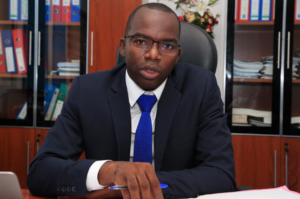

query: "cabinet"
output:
226 0 300 192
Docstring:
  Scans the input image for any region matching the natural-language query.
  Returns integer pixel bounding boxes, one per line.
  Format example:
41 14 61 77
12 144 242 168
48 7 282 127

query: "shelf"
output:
0 74 27 78
235 21 274 25
234 78 300 83
45 75 77 79
0 20 80 26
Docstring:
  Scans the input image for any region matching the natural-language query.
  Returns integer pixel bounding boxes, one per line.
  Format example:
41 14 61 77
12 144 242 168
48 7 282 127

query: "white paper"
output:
296 0 300 20
16 47 25 72
197 188 300 199
240 0 249 20
21 0 28 20
5 47 16 73
273 0 275 20
45 88 59 120
63 0 70 6
53 0 60 6
52 100 64 121
10 0 18 20
261 0 271 21
250 0 260 20
46 0 50 5
17 102 27 119
73 0 80 5
0 33 3 55
232 115 248 124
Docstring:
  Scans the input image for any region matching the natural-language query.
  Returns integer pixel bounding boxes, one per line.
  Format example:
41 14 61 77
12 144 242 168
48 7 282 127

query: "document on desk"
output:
197 186 300 199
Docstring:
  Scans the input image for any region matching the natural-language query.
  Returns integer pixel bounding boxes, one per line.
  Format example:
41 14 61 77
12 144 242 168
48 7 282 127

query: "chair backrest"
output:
116 21 218 73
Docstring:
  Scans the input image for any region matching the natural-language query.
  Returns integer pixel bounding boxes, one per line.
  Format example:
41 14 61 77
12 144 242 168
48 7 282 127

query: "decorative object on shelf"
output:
159 0 220 38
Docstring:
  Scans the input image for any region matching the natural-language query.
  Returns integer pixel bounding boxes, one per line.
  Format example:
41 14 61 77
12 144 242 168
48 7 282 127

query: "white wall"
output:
144 0 228 101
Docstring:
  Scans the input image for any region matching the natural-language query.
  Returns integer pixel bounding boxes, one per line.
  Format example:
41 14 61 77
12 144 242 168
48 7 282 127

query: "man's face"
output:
120 7 181 91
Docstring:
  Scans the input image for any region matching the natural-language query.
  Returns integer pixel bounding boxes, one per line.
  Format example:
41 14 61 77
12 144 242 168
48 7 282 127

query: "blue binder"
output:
71 0 80 22
249 0 261 21
260 0 272 21
9 0 19 21
45 0 51 22
44 83 57 114
2 30 17 74
19 0 28 21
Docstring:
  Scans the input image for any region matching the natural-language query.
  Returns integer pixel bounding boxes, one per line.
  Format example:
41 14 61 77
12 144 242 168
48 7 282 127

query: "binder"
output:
2 30 17 74
11 29 27 74
46 0 51 22
295 0 300 21
0 29 7 74
52 0 61 22
260 0 272 21
9 0 19 21
44 83 57 114
51 83 69 121
71 0 80 22
19 0 28 21
271 0 275 21
16 100 27 119
61 0 71 22
45 87 59 120
239 0 250 21
235 0 240 22
250 0 261 21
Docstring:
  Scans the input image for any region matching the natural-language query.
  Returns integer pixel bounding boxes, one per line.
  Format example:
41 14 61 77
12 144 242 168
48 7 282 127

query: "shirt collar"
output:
126 69 167 107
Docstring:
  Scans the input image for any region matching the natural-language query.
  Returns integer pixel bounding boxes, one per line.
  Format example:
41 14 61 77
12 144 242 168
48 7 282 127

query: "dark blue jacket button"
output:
57 186 61 192
67 186 71 192
72 186 77 192
62 187 66 192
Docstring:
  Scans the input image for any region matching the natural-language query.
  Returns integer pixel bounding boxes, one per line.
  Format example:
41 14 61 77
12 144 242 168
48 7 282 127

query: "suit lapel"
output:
108 67 132 161
154 76 181 171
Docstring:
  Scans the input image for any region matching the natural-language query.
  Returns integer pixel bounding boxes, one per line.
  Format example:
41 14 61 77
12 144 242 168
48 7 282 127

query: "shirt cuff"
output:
86 160 111 191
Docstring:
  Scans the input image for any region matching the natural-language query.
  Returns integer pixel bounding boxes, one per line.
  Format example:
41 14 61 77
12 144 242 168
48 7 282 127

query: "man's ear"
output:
119 38 126 57
176 47 182 63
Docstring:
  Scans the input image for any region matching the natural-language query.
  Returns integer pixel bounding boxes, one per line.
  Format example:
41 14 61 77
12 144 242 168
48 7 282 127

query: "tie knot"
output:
137 94 157 113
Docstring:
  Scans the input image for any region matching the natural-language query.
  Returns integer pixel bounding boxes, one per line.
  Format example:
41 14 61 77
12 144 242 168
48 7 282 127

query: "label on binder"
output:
10 0 18 20
46 0 50 5
5 47 16 73
16 47 25 72
21 0 29 20
53 0 60 5
51 100 64 121
16 101 27 119
296 0 300 20
240 0 249 20
63 0 70 6
73 0 79 5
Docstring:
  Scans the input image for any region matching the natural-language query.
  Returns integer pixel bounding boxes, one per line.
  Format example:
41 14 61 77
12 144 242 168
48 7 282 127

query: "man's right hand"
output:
98 161 163 199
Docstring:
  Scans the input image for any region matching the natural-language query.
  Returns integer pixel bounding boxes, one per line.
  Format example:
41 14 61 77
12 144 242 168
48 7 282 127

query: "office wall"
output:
144 0 228 102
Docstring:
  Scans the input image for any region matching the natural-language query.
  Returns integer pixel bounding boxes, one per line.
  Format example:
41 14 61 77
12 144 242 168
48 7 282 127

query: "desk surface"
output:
22 189 55 199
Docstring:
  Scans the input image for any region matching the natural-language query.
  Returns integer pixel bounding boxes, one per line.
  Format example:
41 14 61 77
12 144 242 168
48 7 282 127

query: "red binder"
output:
238 0 250 21
61 0 71 22
52 0 61 22
271 0 275 21
295 0 300 21
11 29 27 74
235 0 240 22
0 29 7 74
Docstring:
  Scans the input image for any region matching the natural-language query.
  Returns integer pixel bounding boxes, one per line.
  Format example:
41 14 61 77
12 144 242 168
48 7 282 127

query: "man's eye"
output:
161 42 175 50
134 39 148 45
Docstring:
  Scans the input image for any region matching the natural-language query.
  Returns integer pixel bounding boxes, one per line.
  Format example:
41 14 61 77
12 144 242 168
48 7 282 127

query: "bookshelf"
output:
233 79 300 84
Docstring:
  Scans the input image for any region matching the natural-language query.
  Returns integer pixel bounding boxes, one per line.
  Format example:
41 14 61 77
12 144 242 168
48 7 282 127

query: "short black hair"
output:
125 3 181 38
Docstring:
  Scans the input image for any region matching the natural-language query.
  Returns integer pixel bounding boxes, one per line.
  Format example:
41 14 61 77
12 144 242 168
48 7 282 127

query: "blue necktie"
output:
133 94 157 163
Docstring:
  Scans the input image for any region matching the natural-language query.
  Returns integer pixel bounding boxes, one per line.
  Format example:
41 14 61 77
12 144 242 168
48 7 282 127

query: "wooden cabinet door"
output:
279 137 300 193
88 0 141 73
232 135 281 189
0 128 35 188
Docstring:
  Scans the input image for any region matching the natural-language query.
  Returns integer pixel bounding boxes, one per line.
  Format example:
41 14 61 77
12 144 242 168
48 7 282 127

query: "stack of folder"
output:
46 0 81 22
0 29 27 74
56 62 80 76
233 60 263 79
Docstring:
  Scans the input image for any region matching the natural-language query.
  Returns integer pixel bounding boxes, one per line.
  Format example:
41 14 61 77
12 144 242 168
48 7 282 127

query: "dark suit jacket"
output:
27 63 236 198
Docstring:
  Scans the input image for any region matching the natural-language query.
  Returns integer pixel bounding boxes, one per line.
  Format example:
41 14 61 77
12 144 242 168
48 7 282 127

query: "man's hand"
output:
98 161 163 199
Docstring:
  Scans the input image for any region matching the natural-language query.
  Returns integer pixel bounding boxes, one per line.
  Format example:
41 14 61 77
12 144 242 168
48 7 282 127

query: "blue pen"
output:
109 183 168 190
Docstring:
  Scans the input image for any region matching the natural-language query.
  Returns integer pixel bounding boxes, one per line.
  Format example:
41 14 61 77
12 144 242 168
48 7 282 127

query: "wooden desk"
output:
22 189 55 199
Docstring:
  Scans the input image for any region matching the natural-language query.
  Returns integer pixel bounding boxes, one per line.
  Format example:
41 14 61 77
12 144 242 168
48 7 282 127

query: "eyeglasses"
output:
124 34 180 56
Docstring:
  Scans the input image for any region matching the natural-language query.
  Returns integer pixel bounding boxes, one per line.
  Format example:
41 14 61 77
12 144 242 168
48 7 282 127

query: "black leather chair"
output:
116 21 218 73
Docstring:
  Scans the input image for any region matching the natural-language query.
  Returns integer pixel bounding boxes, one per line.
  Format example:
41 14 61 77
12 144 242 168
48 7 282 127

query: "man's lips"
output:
140 66 160 80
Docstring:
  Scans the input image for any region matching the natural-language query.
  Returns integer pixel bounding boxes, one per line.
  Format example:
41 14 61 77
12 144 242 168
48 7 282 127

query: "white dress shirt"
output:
86 70 167 191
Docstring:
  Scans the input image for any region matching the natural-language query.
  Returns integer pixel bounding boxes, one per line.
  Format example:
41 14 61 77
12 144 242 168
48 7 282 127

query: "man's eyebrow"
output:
132 33 178 43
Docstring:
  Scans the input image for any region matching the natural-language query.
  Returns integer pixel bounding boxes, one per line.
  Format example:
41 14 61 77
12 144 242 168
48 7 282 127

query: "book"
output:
16 100 27 119
2 30 17 74
71 0 80 22
46 0 51 22
51 83 69 121
19 0 28 21
58 71 80 76
239 0 250 21
44 83 57 115
9 0 19 21
45 87 59 120
250 0 261 21
0 29 7 74
11 29 27 74
260 0 272 21
61 0 71 22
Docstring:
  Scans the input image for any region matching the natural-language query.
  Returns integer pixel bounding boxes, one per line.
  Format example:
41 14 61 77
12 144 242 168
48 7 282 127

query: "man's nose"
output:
144 42 161 61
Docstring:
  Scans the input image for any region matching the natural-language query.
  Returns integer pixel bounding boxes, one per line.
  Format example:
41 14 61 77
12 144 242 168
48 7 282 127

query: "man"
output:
27 3 236 198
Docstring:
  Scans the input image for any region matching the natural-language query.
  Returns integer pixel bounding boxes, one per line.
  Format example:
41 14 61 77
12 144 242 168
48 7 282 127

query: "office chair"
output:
116 21 218 73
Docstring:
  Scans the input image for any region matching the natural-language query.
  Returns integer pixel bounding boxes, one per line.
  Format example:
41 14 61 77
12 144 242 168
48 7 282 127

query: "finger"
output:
136 171 152 199
121 189 131 199
145 166 163 199
127 176 141 199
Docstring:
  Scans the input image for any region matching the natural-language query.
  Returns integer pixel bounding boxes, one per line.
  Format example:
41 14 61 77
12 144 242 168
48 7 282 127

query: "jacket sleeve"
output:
27 77 96 197
156 73 236 198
